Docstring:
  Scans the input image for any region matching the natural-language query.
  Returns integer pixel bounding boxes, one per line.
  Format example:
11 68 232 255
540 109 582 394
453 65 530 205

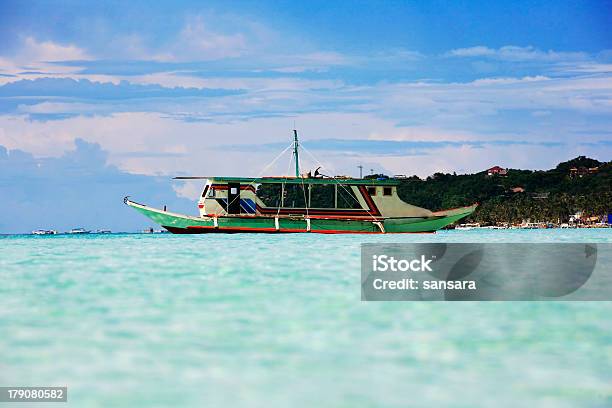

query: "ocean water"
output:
1 229 611 407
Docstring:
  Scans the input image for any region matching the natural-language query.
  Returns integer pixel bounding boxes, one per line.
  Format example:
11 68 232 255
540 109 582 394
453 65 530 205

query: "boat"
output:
124 131 477 234
68 228 90 234
94 229 112 234
455 223 481 230
32 229 58 235
519 222 544 229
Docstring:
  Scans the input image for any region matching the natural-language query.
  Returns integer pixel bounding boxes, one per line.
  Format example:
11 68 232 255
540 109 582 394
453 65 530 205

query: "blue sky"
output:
0 0 610 232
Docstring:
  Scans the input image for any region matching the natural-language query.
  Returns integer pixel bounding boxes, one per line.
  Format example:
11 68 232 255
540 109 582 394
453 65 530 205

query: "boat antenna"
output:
293 129 300 177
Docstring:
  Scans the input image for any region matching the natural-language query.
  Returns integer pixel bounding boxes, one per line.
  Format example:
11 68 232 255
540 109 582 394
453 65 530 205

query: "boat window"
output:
257 184 282 207
337 185 362 209
208 187 215 197
367 186 376 196
283 184 307 208
310 184 335 208
201 186 209 197
256 184 307 208
230 187 238 195
383 187 393 196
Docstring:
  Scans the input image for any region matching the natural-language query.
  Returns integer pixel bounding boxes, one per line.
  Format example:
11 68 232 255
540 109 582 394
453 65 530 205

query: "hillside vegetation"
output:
393 156 611 224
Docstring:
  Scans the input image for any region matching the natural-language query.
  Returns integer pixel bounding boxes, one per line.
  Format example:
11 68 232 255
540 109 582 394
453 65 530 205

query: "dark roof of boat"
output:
174 176 401 185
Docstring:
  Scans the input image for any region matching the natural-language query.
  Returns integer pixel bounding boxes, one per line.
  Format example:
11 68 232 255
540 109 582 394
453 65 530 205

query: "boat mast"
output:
293 129 300 177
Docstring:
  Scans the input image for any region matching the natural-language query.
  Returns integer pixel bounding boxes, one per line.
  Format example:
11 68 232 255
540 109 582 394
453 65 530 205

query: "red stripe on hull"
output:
163 225 434 234
184 225 380 234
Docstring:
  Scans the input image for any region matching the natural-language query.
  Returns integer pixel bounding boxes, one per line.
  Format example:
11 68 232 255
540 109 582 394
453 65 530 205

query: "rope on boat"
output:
222 141 295 215
276 148 295 219
299 164 310 230
300 143 383 229
373 221 385 233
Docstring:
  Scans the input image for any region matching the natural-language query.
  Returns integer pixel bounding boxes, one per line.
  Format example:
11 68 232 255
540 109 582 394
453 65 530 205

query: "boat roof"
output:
174 176 401 186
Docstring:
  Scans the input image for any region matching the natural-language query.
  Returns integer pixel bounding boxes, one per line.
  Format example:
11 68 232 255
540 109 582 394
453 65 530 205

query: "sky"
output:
0 0 611 232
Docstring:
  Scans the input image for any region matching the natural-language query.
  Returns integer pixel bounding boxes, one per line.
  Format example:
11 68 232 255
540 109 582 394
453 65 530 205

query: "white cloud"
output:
556 63 612 74
0 37 92 85
470 75 550 85
447 45 588 62
20 36 90 62
172 182 204 200
173 16 248 61
447 46 495 58
375 144 574 177
371 73 612 121
17 101 102 115
128 72 343 92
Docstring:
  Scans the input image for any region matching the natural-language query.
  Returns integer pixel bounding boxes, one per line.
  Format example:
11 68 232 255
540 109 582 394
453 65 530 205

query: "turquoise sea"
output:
1 229 611 407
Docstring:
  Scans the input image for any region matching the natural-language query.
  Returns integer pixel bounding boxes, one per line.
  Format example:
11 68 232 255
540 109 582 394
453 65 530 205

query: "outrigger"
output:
124 131 477 234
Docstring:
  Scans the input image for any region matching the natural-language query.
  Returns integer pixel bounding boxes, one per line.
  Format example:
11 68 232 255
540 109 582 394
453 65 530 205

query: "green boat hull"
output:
126 199 476 234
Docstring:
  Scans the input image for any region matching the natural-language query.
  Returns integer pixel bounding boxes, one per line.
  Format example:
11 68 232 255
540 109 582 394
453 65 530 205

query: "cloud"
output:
175 16 248 60
447 46 496 58
19 36 91 62
221 138 564 156
0 77 243 99
91 14 275 63
446 45 588 62
0 139 193 233
0 37 95 87
0 37 90 66
555 63 612 74
0 77 246 119
470 75 550 85
579 140 612 147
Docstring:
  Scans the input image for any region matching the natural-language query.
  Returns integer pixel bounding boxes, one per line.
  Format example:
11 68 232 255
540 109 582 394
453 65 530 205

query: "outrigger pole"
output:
293 129 300 177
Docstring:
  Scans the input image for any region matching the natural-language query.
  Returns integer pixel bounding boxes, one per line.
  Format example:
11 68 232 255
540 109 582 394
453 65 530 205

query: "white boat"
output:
455 223 481 230
32 229 58 235
520 222 543 229
68 228 90 234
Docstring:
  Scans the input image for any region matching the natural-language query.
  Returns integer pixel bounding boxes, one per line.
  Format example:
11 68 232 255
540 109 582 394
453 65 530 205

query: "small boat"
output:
124 131 477 234
68 228 90 234
455 223 481 230
520 222 543 229
32 229 58 235
94 229 112 234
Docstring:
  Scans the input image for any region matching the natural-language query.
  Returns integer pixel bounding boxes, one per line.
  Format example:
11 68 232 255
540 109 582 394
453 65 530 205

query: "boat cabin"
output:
195 176 432 219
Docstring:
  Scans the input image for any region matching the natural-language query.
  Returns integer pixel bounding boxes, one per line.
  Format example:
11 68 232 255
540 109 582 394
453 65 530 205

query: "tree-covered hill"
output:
396 156 611 224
